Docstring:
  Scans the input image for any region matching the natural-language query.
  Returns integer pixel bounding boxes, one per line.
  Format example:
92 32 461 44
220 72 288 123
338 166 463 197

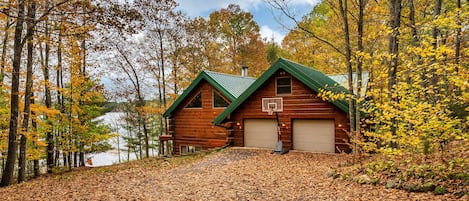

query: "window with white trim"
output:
180 145 202 154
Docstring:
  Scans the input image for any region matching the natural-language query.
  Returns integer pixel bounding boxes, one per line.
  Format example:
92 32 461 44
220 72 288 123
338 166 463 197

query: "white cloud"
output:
175 0 318 43
260 25 284 45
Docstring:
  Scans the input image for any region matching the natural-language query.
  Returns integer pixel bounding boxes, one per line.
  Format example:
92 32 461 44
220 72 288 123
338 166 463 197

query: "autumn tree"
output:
0 0 116 185
270 0 376 156
18 0 36 183
208 4 269 76
1 0 27 186
181 17 216 76
273 0 468 168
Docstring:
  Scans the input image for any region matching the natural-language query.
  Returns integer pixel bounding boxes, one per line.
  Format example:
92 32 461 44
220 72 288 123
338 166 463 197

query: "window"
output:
213 91 229 108
180 145 202 154
276 77 291 95
186 92 202 108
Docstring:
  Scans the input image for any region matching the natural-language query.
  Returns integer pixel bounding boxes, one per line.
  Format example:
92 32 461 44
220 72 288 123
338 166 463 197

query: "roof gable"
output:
163 70 255 117
213 58 350 125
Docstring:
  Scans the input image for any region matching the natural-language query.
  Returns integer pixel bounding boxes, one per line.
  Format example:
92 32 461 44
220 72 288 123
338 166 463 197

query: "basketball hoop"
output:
267 104 275 115
267 107 274 115
262 97 283 115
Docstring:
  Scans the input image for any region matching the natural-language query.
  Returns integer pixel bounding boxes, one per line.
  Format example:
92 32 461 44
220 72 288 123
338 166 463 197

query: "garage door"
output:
293 119 335 153
244 119 278 148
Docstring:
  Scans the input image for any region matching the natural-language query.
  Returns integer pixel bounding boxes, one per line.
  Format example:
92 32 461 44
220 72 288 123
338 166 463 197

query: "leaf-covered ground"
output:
0 148 462 200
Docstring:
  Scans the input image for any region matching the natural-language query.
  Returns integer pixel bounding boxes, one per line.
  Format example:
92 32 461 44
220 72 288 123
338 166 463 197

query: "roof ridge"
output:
203 70 256 80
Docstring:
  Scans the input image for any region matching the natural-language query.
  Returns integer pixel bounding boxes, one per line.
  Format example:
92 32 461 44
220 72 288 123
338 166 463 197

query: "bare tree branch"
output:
265 0 345 57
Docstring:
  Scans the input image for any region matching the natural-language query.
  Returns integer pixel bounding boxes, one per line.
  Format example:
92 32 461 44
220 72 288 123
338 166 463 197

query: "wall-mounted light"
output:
236 121 241 126
338 123 343 128
281 122 286 127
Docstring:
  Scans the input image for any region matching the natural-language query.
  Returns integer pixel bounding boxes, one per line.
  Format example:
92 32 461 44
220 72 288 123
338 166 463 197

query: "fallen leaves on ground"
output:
0 148 461 200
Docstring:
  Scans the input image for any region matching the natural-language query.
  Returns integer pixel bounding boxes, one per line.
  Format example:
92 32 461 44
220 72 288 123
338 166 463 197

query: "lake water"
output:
85 112 155 167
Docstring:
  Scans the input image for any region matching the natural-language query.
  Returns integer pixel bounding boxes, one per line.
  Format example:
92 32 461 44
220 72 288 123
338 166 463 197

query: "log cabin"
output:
213 58 350 153
164 58 351 155
163 69 256 154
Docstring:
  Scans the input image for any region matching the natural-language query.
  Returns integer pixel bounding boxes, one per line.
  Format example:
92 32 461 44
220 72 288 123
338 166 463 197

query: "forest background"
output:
0 0 467 194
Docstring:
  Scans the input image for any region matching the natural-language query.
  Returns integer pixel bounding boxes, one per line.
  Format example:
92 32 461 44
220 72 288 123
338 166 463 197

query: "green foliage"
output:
100 102 119 113
434 186 446 195
266 39 289 65
0 87 8 161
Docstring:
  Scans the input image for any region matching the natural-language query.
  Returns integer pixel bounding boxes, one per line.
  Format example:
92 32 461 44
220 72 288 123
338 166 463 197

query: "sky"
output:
175 0 320 44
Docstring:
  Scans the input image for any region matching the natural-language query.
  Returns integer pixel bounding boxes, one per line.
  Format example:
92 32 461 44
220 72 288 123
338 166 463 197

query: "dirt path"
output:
0 148 458 200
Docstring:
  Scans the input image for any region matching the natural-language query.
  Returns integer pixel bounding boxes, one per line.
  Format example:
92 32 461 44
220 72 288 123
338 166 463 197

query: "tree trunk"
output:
115 44 150 158
388 0 402 97
74 152 78 168
31 96 40 177
0 3 11 84
67 151 72 170
62 152 66 169
388 0 402 138
79 146 85 167
430 0 442 89
156 61 164 144
338 0 356 150
0 0 26 187
56 19 65 169
57 20 65 111
18 0 36 183
455 0 461 67
431 0 442 51
158 29 168 138
409 0 424 90
157 29 167 111
355 0 366 155
79 37 86 167
40 21 55 173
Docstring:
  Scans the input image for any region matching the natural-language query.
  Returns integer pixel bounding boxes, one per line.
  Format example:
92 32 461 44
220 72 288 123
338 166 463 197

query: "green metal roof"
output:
163 70 256 117
213 58 350 125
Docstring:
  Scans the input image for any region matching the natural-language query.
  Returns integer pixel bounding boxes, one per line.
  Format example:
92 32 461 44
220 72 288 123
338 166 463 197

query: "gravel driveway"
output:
0 148 456 200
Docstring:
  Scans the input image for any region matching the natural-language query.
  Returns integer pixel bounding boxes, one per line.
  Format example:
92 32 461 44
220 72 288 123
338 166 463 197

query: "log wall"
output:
227 70 350 152
168 80 229 154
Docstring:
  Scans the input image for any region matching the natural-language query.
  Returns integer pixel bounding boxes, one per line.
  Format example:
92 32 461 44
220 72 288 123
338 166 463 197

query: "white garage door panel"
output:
293 119 335 153
244 119 277 148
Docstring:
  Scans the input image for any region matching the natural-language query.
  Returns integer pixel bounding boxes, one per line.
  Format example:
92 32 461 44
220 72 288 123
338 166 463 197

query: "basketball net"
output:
268 105 274 115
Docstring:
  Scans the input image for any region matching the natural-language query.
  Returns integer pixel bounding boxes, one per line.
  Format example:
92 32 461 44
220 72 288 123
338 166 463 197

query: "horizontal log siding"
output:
229 70 350 153
170 80 229 154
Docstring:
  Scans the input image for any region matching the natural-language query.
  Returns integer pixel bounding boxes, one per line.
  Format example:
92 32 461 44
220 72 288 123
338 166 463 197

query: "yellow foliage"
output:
30 104 61 116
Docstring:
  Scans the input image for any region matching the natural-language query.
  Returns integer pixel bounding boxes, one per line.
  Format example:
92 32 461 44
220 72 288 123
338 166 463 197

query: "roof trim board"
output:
163 70 255 117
